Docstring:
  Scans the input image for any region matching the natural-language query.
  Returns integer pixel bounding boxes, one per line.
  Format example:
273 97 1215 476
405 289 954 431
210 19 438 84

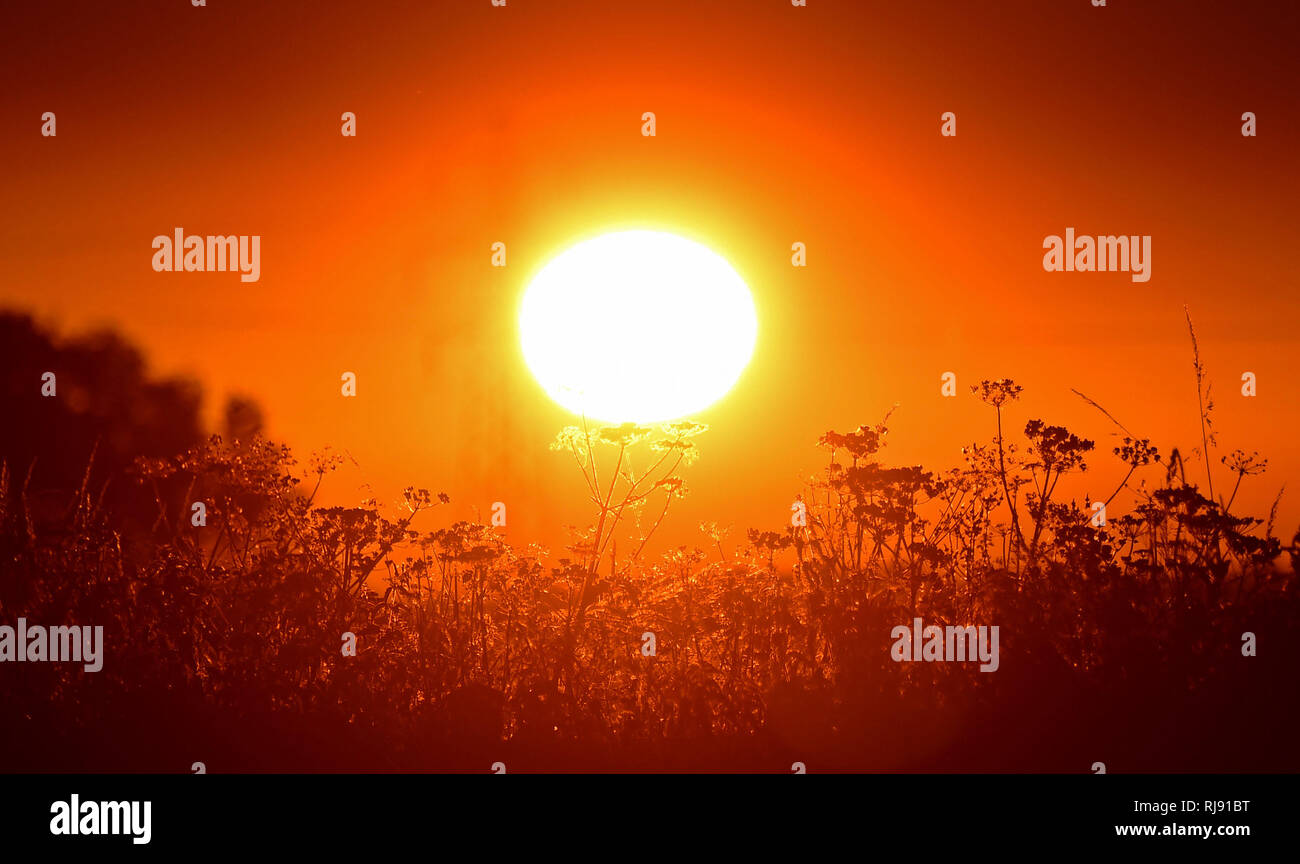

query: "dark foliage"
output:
1 316 1296 772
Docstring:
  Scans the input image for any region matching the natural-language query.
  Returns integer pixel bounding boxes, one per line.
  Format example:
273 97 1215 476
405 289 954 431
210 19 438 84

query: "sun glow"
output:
519 230 757 424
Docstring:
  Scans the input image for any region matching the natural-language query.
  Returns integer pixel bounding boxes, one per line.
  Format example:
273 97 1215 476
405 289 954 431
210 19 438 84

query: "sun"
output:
519 230 757 424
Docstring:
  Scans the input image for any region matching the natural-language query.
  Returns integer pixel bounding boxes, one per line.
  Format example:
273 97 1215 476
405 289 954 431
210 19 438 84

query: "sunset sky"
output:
3 0 1297 553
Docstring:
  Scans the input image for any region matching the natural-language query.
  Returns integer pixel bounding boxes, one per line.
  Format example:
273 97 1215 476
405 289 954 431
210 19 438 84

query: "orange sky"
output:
3 0 1298 554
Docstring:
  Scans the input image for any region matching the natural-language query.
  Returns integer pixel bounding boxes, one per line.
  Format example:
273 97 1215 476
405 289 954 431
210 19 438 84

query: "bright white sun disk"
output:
520 231 757 424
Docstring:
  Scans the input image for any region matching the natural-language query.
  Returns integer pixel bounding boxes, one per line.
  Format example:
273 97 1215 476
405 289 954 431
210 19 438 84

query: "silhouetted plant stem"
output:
995 405 1026 567
1185 307 1216 501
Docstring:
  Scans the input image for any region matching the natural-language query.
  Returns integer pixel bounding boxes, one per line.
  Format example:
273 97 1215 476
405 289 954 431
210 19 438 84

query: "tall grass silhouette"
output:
1 311 1296 771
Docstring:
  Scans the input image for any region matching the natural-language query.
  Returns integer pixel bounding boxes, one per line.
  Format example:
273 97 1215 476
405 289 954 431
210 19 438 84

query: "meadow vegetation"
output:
1 312 1296 771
